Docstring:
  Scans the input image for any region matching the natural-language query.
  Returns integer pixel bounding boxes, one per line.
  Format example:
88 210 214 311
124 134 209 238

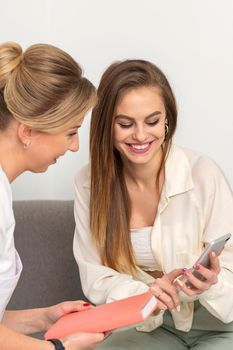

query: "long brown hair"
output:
90 60 177 274
0 42 96 132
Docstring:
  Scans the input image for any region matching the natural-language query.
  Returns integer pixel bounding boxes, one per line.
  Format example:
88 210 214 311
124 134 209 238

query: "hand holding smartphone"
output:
176 233 232 288
193 233 231 268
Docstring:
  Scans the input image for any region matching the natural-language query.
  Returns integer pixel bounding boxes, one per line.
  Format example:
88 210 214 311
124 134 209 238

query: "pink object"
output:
45 291 157 338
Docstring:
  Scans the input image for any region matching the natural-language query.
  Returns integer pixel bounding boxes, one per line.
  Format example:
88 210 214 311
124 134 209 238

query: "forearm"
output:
0 323 53 350
2 308 48 335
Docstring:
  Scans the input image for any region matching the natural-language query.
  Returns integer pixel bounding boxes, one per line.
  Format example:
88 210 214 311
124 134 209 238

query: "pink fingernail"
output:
194 264 200 270
182 268 187 273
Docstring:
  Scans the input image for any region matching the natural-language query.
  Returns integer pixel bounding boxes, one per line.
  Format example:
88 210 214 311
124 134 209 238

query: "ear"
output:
17 124 36 148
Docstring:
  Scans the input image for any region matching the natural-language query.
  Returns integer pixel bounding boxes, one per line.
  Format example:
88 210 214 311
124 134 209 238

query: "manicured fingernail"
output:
176 305 181 312
182 268 187 273
83 303 91 306
194 264 200 270
211 251 216 257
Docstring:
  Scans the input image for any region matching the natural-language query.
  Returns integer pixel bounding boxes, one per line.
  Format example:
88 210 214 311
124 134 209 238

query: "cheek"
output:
113 127 120 143
154 124 165 138
114 126 129 143
113 128 124 152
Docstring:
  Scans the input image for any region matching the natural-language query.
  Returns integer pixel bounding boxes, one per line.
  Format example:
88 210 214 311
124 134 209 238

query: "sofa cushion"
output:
7 200 85 311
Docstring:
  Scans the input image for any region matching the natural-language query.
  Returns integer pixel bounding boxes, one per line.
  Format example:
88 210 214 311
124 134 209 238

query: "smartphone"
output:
184 233 232 287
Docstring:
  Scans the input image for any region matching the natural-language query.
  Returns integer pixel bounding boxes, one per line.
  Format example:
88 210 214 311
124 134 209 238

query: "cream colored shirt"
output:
73 145 233 332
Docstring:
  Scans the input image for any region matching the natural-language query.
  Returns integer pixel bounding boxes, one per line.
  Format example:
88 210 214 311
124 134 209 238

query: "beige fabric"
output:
97 304 233 350
73 144 233 332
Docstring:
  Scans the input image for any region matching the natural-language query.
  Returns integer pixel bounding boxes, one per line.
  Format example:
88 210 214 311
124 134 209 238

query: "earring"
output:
165 123 169 136
23 142 30 149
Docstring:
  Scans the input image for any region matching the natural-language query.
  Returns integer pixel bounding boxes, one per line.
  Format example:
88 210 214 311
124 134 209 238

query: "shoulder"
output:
74 164 91 206
173 145 231 191
74 164 91 189
0 168 14 249
173 145 223 174
0 167 12 209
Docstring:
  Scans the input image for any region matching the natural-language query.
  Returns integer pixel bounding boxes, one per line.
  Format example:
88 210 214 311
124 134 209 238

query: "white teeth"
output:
131 143 149 150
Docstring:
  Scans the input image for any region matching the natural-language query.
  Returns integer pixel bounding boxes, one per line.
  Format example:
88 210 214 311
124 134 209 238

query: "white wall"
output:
1 0 232 199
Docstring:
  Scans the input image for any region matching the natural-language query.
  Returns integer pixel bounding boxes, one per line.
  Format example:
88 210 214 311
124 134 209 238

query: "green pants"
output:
97 302 233 350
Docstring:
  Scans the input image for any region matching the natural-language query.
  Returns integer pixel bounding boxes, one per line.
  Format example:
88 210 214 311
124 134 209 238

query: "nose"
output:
133 124 148 142
69 135 79 152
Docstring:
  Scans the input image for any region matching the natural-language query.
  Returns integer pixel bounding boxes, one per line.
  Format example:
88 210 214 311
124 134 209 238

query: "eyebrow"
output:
70 125 81 130
115 111 162 121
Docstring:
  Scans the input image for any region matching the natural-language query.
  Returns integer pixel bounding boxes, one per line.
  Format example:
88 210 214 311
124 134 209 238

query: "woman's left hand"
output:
43 300 93 331
175 251 221 296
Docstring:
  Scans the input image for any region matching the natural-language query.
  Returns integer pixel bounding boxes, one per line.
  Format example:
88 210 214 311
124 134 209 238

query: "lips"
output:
127 141 153 154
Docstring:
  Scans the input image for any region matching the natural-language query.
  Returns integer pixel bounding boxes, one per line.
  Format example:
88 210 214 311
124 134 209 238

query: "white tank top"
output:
130 226 161 271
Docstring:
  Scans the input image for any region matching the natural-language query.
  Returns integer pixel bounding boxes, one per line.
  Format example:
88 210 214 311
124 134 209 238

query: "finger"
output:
168 268 184 282
175 278 201 296
151 282 176 311
61 300 94 314
156 278 180 310
75 302 95 311
209 251 221 273
156 299 169 310
150 285 168 310
182 269 210 291
192 263 218 285
158 291 176 311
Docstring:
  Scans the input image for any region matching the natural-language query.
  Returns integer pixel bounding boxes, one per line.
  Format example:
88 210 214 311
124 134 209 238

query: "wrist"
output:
47 339 65 350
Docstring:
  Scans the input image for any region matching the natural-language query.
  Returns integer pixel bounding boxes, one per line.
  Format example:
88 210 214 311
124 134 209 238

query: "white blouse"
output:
0 166 22 320
74 145 233 332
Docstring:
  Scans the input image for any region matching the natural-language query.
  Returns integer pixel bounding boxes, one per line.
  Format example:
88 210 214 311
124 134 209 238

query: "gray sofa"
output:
7 200 85 313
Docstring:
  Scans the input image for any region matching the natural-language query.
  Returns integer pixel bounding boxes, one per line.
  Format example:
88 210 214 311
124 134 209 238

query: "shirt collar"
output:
164 144 194 197
84 145 194 196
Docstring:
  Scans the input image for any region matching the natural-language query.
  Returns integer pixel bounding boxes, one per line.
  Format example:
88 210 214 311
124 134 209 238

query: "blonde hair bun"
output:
0 42 23 89
0 42 96 132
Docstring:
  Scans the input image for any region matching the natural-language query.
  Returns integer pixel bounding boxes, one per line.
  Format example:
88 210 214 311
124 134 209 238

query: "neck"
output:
0 124 26 183
0 153 25 183
123 147 164 189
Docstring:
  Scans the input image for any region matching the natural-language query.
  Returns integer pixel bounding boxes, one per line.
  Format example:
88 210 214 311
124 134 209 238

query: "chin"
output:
30 165 49 173
130 159 151 165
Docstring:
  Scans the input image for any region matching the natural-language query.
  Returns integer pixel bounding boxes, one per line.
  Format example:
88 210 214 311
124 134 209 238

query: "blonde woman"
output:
74 60 233 349
0 42 104 350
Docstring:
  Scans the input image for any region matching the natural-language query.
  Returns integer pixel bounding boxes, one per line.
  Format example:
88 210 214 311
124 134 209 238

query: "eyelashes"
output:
68 132 78 137
118 119 160 129
118 124 133 129
146 120 160 126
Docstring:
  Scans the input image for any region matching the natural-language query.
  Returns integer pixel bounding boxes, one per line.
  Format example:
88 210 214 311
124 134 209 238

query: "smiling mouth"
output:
126 141 153 154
